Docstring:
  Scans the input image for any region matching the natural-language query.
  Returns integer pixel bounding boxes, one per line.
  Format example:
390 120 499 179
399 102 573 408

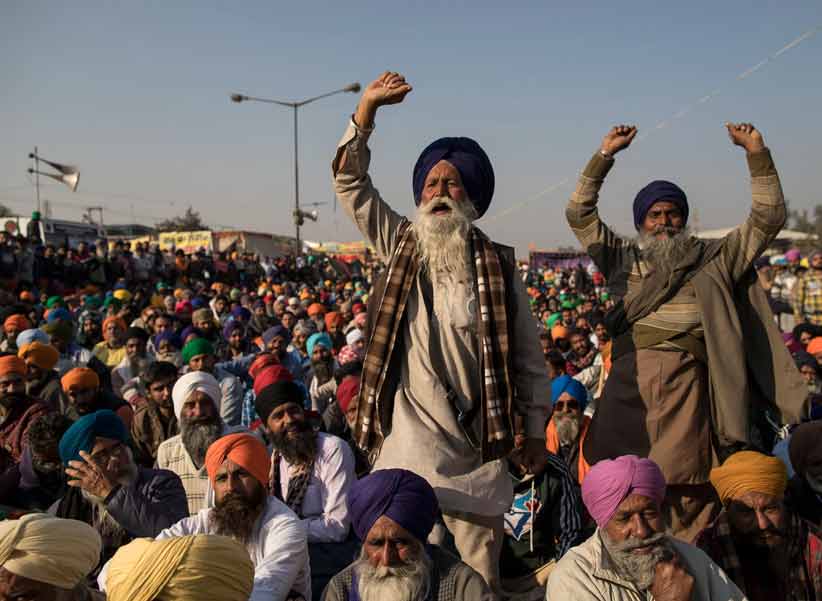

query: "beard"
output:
180 414 222 467
600 530 671 590
553 413 581 446
270 421 317 466
0 392 26 411
311 359 334 385
413 196 476 279
354 544 432 601
209 485 266 544
637 226 693 268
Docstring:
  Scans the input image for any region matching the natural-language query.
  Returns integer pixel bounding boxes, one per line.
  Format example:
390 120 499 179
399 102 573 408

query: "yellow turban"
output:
709 450 788 504
106 535 253 601
0 514 101 589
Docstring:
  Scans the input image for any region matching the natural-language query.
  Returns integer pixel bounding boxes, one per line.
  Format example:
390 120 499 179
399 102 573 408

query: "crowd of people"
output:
1 71 822 601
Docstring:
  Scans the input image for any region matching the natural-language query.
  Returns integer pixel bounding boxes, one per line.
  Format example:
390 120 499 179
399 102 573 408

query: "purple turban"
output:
581 455 666 529
223 319 244 341
153 330 181 350
262 325 290 346
231 306 252 322
348 469 439 544
412 137 495 218
632 180 688 230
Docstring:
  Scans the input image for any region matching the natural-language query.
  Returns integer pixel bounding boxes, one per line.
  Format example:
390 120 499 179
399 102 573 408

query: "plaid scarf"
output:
355 219 515 464
695 510 822 600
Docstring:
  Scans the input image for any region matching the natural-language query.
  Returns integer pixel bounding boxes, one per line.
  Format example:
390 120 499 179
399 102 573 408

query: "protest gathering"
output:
3 2 822 595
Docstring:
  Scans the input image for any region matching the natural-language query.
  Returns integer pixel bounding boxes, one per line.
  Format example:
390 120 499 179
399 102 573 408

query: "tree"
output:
156 206 207 232
0 204 13 218
786 199 822 252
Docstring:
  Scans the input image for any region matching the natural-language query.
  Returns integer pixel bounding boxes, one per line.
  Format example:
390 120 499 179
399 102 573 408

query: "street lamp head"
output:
230 93 246 103
345 83 361 93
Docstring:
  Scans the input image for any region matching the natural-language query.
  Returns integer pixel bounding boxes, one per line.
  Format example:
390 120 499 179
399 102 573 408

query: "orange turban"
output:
551 324 569 341
61 367 100 392
808 337 822 355
103 316 126 336
324 311 342 330
4 314 31 333
307 303 326 317
709 450 788 504
18 342 59 371
205 433 270 488
0 355 27 378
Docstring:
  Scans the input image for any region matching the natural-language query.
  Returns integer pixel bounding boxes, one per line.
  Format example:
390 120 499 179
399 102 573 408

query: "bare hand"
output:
65 450 117 499
510 437 548 475
360 71 412 110
600 125 638 156
725 122 765 153
650 556 695 601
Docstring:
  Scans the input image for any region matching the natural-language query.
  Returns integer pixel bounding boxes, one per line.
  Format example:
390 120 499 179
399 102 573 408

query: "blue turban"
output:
47 308 72 324
16 328 50 349
262 325 291 346
223 318 245 341
153 330 181 350
306 332 332 358
348 469 439 543
232 306 252 321
632 180 688 230
191 297 206 309
551 375 588 411
412 137 495 218
59 409 128 465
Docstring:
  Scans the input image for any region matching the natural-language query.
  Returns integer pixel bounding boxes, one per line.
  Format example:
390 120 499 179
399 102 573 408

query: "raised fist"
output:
726 122 765 153
600 125 638 156
361 71 412 109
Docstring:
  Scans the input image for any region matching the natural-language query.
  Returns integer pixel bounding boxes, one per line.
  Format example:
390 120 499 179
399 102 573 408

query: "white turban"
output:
346 328 364 347
0 514 102 589
172 371 222 420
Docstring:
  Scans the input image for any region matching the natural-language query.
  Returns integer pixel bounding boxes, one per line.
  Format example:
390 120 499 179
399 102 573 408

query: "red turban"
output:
61 367 100 392
252 365 293 396
4 314 31 333
205 433 270 488
0 355 27 378
336 376 360 413
248 353 280 381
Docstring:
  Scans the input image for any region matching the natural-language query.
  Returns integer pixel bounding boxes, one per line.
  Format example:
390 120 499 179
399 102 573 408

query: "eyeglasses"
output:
554 399 579 412
89 441 126 465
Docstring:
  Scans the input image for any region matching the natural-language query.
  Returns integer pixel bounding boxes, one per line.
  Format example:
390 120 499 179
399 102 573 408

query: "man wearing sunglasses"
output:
546 375 591 487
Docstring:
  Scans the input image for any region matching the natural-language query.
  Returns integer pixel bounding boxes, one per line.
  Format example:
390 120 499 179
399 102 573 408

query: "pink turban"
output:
581 455 666 529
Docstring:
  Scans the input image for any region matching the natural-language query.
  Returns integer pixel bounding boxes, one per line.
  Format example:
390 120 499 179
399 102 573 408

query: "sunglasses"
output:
554 399 579 412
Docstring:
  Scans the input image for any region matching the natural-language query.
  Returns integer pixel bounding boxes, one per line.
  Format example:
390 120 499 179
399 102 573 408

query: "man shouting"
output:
566 122 806 540
333 71 550 594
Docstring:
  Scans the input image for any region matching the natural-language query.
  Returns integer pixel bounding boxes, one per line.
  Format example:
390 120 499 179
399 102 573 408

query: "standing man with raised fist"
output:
332 71 551 596
566 122 807 541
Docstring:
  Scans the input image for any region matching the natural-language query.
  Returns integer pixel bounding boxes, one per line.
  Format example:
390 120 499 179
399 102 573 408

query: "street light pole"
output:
230 82 361 256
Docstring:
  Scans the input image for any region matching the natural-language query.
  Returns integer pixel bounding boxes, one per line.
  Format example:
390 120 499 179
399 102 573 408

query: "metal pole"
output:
294 104 300 256
34 146 40 213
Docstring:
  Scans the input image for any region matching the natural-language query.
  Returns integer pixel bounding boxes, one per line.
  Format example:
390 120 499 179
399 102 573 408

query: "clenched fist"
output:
355 71 412 129
726 122 765 154
600 125 638 157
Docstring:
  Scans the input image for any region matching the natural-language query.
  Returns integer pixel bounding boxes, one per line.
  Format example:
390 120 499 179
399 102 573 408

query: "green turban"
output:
182 338 214 364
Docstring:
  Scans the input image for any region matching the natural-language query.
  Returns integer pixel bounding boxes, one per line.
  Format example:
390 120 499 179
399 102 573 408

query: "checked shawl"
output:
355 218 515 464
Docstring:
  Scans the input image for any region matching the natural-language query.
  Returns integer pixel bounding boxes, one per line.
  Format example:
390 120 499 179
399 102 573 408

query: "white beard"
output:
355 546 432 601
636 227 693 268
413 196 476 280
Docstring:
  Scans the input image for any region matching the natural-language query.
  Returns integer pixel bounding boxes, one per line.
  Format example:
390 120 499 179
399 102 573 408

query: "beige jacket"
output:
545 531 747 601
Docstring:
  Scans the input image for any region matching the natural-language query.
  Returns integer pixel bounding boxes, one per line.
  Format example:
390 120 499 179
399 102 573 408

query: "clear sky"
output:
2 1 821 256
